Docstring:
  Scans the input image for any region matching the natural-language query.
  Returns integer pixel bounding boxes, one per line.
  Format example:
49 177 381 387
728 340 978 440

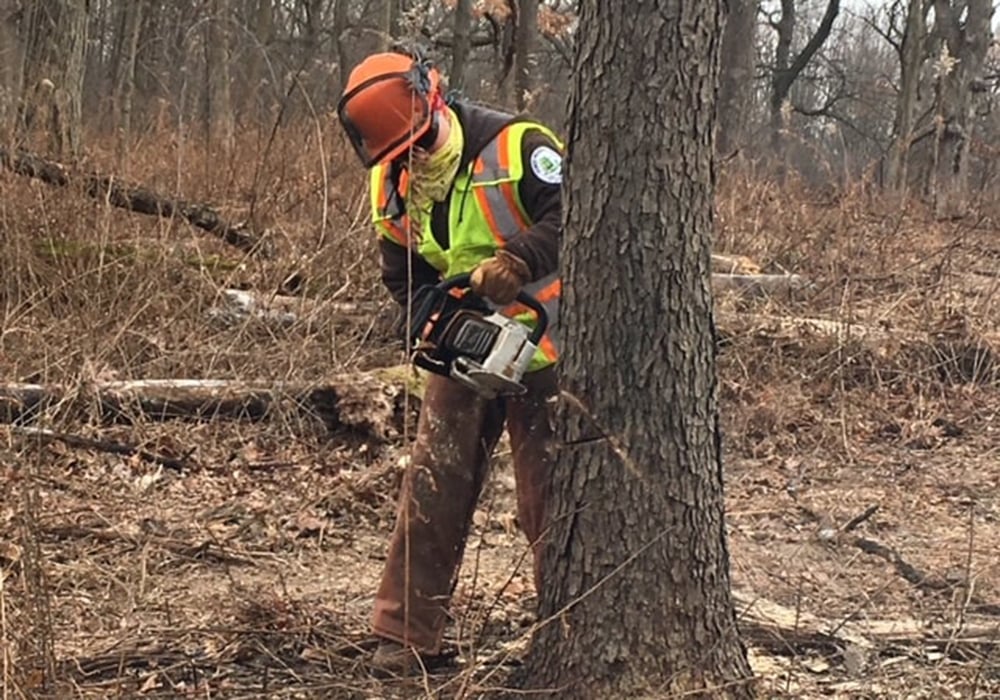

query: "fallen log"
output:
717 311 1000 385
0 147 268 255
711 253 763 275
732 589 999 662
0 366 425 441
206 288 385 330
711 273 811 299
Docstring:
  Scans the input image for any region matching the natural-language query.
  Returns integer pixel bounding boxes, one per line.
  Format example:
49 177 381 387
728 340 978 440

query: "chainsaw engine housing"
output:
409 273 549 399
416 309 537 398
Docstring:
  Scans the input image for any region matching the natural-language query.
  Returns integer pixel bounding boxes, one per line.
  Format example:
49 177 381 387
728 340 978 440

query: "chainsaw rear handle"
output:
438 273 549 345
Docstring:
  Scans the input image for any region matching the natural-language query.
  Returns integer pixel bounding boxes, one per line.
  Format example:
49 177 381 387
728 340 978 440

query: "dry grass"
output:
1 123 999 698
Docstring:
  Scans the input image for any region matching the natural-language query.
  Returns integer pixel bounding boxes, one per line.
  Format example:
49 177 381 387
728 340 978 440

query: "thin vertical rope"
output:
400 80 420 653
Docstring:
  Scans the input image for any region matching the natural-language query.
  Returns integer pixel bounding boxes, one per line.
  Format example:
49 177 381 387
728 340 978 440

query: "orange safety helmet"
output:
337 52 444 168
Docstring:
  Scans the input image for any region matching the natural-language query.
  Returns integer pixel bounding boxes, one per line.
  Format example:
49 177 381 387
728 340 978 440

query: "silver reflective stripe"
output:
471 138 528 242
471 138 510 183
481 187 525 241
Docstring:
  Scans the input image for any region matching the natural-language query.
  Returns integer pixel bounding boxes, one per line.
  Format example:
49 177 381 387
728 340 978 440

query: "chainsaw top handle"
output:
438 273 549 345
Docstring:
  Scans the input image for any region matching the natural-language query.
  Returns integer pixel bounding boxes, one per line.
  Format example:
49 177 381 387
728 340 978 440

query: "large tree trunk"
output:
517 1 754 697
717 0 757 155
450 0 474 92
514 0 538 111
19 0 90 157
925 0 993 219
885 0 928 193
113 0 146 168
334 0 351 90
245 0 275 114
205 0 234 154
0 0 23 132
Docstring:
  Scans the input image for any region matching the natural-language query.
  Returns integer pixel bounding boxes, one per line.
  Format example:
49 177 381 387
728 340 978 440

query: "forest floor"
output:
2 135 999 698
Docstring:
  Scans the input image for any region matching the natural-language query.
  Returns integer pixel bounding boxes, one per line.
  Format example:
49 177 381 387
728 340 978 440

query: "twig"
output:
849 536 953 592
41 524 262 566
841 503 880 533
6 425 191 472
840 519 1000 616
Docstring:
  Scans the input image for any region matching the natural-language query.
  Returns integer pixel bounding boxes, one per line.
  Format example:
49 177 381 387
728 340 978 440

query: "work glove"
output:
470 250 530 305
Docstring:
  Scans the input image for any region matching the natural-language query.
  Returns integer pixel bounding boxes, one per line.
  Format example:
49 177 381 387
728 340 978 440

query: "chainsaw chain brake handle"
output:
435 273 549 344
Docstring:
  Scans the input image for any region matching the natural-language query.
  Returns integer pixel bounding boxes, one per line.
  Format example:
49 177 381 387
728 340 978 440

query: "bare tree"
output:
885 0 930 193
515 0 538 111
926 0 993 218
516 0 754 696
0 0 22 133
113 0 146 165
205 0 234 153
19 0 90 157
245 0 276 113
450 0 474 91
768 0 840 158
718 0 758 155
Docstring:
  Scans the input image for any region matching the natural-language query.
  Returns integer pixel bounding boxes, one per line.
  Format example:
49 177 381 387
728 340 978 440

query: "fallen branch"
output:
711 253 763 275
732 589 999 662
42 523 262 566
0 147 268 255
711 273 811 299
847 535 1000 615
799 504 1000 617
0 366 424 441
718 311 1000 385
6 425 191 472
849 536 953 593
205 288 384 330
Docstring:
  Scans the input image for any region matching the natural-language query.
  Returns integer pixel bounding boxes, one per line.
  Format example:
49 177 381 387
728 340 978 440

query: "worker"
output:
336 49 564 674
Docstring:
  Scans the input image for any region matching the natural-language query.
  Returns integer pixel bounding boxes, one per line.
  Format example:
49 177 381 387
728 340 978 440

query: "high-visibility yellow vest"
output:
371 121 562 372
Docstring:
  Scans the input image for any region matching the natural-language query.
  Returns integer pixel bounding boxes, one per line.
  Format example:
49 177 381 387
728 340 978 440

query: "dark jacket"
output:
378 101 563 307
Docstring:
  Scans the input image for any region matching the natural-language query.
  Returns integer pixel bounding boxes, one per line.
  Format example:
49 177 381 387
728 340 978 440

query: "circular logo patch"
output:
529 146 563 184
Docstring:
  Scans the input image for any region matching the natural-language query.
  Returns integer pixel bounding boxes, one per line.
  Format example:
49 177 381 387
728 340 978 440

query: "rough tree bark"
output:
514 0 538 111
926 0 993 219
718 0 757 155
517 1 754 697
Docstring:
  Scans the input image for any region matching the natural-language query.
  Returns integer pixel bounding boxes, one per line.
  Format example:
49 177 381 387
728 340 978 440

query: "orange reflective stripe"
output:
498 129 511 170
534 279 561 303
376 168 410 246
539 334 558 360
382 220 409 246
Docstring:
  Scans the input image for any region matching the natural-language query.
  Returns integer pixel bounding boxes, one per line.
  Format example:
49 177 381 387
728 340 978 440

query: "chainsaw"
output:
408 273 549 399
